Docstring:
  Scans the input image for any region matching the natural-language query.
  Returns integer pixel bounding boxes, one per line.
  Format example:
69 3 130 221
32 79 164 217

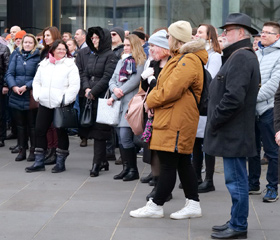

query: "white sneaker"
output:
170 199 202 220
130 199 164 218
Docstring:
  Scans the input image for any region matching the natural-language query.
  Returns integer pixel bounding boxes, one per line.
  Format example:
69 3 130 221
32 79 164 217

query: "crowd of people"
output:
0 12 280 239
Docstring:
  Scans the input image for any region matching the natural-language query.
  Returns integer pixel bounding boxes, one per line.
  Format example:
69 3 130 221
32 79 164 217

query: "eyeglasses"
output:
166 34 170 39
260 31 278 35
111 33 117 36
223 27 240 36
56 48 67 52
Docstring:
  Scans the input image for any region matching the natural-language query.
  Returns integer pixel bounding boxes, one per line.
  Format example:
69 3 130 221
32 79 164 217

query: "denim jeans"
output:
248 108 278 190
224 157 248 232
115 127 135 149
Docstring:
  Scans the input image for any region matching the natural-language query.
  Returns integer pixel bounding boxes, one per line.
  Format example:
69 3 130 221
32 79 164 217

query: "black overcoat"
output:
203 39 260 157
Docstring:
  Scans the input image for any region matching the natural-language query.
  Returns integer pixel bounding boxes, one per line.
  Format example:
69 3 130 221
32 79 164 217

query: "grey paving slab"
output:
0 135 279 240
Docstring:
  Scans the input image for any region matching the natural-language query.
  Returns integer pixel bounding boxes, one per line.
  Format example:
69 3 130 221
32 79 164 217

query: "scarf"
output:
119 54 137 82
49 53 62 64
21 50 31 60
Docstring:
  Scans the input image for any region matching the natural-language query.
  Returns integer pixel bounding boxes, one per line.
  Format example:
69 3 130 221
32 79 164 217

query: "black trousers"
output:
35 104 69 150
78 96 89 139
153 151 199 206
192 137 215 180
0 90 6 141
12 108 37 129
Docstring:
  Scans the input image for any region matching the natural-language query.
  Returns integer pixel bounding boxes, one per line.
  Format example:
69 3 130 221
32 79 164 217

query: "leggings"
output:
35 105 69 150
153 150 199 206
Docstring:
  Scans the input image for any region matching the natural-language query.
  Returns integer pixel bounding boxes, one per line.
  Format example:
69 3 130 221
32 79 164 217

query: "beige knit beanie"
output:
168 20 192 43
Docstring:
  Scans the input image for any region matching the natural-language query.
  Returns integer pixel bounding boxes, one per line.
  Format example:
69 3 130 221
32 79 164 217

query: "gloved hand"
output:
147 76 156 84
141 67 154 80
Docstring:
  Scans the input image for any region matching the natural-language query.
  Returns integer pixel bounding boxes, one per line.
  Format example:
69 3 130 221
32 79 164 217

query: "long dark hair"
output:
47 40 72 58
199 24 221 54
42 26 61 50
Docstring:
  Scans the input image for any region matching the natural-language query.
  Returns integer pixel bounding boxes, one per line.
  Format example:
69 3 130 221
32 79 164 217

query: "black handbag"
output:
80 98 93 127
53 95 78 129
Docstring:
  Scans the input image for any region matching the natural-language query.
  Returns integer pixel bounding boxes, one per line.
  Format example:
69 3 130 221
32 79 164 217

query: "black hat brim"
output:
220 23 258 35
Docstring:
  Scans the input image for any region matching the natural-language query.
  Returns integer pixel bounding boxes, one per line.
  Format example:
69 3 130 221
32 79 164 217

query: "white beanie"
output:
168 20 192 43
148 30 169 50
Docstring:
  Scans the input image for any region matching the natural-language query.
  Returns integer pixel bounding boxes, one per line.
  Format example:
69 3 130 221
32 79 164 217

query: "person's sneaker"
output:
249 186 261 195
170 199 202 220
263 187 279 202
130 199 164 218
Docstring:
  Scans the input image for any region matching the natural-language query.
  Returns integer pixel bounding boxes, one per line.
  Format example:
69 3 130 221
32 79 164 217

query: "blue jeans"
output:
248 108 278 190
224 157 248 232
115 127 135 149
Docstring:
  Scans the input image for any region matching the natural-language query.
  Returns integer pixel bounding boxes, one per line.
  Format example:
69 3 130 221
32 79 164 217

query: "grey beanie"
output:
148 30 169 50
110 27 125 42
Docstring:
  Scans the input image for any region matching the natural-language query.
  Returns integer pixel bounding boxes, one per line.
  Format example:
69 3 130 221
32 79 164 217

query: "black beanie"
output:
132 30 146 40
110 27 125 42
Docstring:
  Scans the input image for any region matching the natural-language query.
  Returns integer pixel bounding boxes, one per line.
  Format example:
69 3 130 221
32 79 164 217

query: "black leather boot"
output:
90 164 100 177
15 148 26 161
122 147 139 181
25 148 45 172
52 148 69 173
140 172 153 183
198 179 215 193
15 126 28 161
114 145 129 180
27 128 36 162
99 161 109 171
27 147 35 162
44 148 56 165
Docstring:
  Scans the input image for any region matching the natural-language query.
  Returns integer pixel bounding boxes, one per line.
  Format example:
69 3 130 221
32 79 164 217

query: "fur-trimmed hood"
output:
179 38 206 54
179 38 208 65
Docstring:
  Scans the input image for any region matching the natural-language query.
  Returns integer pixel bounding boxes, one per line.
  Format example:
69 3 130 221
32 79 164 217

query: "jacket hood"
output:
258 38 280 55
86 27 112 54
179 38 208 65
179 38 206 54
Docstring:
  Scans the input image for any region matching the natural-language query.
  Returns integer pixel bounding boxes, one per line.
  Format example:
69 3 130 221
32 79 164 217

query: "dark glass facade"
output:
3 0 280 36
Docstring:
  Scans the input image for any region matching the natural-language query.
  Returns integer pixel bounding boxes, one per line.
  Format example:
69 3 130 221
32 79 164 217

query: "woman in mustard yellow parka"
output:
130 21 208 219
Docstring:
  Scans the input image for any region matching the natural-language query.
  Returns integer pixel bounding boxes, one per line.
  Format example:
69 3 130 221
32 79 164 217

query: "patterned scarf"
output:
119 54 137 82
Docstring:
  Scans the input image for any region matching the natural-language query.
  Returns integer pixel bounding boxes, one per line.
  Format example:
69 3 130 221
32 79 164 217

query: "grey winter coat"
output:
109 57 145 127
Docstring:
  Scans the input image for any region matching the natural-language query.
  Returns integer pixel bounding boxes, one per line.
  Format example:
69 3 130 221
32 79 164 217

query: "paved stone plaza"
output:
0 136 279 240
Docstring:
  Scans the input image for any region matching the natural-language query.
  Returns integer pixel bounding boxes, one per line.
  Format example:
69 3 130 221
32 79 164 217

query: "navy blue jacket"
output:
6 48 40 110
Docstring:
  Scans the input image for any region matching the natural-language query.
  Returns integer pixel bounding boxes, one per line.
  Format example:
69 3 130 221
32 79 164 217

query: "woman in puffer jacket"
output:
25 40 80 173
6 33 40 162
81 27 118 177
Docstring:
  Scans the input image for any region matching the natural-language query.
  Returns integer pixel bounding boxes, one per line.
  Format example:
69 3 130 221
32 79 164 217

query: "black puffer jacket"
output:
0 43 10 88
82 27 118 140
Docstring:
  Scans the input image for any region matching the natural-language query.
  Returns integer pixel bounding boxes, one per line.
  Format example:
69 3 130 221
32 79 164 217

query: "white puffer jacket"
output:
32 57 80 109
256 39 280 116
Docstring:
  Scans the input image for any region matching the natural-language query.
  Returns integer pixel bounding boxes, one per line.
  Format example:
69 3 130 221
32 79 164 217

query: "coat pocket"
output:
152 102 174 130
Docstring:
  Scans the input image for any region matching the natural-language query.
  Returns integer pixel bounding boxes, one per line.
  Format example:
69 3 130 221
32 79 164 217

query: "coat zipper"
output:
175 131 179 152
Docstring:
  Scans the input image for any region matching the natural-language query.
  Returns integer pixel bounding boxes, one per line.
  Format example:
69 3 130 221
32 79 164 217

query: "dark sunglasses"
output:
111 33 117 36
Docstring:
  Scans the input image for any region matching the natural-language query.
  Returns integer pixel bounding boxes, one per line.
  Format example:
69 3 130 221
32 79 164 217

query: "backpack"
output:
178 53 212 116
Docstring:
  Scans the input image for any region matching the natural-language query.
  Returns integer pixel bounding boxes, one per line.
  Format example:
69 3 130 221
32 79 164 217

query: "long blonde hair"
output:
168 34 185 56
19 34 38 54
125 34 146 66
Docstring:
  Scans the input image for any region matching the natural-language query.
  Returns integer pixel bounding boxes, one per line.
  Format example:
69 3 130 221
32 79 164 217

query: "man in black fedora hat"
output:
203 13 261 239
